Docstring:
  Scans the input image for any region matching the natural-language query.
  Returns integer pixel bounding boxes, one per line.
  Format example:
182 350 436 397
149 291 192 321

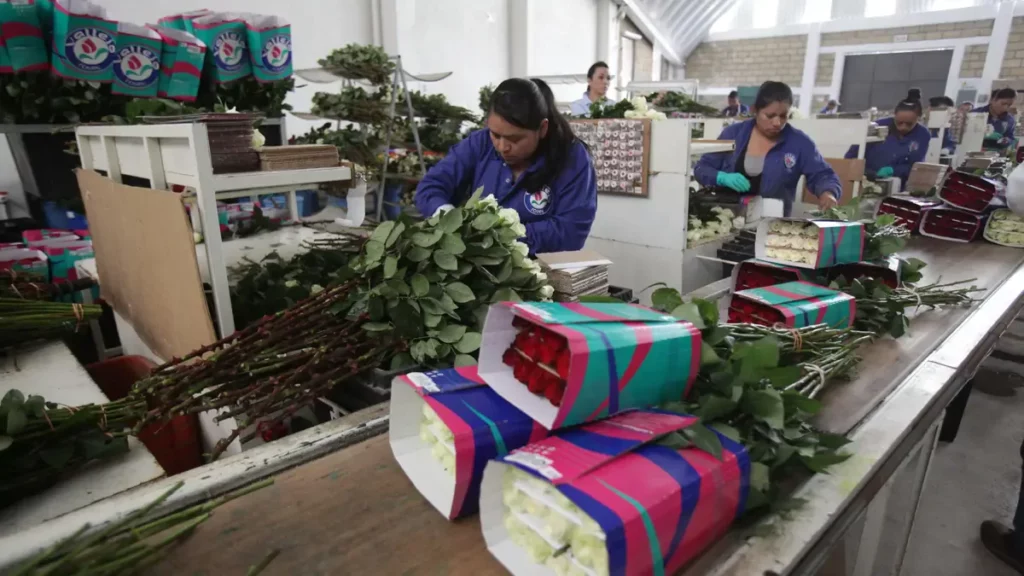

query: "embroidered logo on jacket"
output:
525 187 552 215
784 153 797 171
909 141 919 152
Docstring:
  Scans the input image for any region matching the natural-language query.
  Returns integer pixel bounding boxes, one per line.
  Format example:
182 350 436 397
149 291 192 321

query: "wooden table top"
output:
150 238 1024 576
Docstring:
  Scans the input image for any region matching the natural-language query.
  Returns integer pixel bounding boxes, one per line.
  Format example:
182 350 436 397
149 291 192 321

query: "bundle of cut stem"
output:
0 299 101 348
132 281 395 461
9 479 274 576
852 279 984 335
0 278 97 300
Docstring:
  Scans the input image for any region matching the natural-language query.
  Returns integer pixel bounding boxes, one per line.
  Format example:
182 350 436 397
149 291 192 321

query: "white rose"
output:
479 195 499 209
524 260 541 273
251 130 266 149
732 216 745 229
540 285 554 299
512 223 527 237
630 96 648 112
310 284 324 294
512 241 529 257
498 208 521 225
535 272 548 283
285 279 299 288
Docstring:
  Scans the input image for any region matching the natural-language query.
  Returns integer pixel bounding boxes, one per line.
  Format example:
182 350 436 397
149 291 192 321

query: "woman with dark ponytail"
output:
415 78 597 254
845 90 930 188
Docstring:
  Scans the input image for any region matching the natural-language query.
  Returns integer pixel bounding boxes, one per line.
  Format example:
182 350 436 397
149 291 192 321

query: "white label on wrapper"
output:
408 372 440 393
506 452 562 480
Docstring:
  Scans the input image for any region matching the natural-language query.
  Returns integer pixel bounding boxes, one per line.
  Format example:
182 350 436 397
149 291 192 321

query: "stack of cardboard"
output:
259 145 340 171
906 162 949 194
536 250 612 302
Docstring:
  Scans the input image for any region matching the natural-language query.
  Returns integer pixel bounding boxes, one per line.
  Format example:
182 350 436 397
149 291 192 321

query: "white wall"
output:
526 0 599 103
396 0 509 114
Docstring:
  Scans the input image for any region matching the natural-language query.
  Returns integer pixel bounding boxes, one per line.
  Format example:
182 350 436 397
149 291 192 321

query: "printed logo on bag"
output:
784 152 797 171
65 29 116 72
525 186 551 215
213 31 247 71
113 45 159 88
261 35 292 73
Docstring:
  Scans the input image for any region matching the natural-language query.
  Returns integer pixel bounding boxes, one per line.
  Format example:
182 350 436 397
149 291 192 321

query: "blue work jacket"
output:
845 118 930 187
721 104 749 117
973 104 1016 151
415 129 597 254
694 120 842 217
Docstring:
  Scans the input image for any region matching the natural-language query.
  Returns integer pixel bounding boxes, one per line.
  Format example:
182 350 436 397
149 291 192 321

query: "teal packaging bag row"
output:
112 22 160 98
0 0 49 73
156 10 208 35
34 0 51 49
244 14 291 83
191 13 251 84
51 0 117 82
149 25 204 102
0 19 11 74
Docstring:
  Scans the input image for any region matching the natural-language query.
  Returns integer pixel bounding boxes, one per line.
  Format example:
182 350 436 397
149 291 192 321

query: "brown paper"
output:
76 169 216 360
803 158 865 204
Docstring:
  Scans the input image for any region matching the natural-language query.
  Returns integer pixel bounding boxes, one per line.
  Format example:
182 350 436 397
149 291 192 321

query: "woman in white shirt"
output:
570 62 611 117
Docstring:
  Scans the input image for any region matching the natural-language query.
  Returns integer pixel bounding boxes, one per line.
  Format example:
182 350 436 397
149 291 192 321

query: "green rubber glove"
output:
985 128 1001 140
716 172 751 193
876 166 894 178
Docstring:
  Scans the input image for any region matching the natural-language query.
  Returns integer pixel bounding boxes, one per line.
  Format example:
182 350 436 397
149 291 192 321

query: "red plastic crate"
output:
86 356 202 476
920 207 985 243
939 171 1001 213
876 196 942 233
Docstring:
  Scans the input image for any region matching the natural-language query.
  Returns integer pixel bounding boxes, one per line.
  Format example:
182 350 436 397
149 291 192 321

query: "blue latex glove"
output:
716 172 751 193
985 129 1001 140
876 166 894 178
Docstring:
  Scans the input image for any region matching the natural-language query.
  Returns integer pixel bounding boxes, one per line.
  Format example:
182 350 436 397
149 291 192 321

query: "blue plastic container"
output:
43 201 88 230
383 182 403 220
296 190 318 216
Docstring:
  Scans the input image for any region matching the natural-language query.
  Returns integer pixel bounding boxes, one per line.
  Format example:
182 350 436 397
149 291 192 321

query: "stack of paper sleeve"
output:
537 250 612 302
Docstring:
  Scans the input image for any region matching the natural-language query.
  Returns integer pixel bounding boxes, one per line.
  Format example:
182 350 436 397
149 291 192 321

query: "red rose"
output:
512 316 530 329
526 364 546 394
513 359 530 383
556 349 570 380
502 347 519 367
544 380 566 406
537 331 563 365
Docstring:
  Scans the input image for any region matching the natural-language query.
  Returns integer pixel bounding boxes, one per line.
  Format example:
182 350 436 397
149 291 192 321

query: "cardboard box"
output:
480 409 750 576
0 247 49 280
756 219 865 269
43 241 94 281
731 258 813 292
390 366 548 520
802 157 865 204
729 280 855 328
905 162 948 194
21 229 81 248
479 302 701 430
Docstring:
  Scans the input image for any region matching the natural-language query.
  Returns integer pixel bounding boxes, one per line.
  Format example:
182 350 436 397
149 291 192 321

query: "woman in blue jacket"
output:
415 78 597 254
845 96 930 187
974 87 1017 152
695 81 841 217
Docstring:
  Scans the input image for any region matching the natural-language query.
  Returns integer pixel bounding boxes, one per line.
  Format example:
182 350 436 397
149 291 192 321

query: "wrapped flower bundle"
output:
984 209 1024 247
939 171 1003 213
732 259 810 291
920 207 985 243
502 316 570 406
757 219 864 269
728 281 855 328
876 196 942 233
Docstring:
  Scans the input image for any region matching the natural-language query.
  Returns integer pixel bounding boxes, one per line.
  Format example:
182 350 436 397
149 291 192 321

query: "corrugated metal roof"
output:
633 0 743 59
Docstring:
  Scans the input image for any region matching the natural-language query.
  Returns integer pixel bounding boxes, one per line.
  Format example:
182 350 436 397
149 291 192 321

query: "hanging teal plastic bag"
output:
191 13 250 84
51 0 117 82
34 0 51 49
0 23 11 74
244 14 291 83
112 23 160 98
150 25 204 102
0 0 49 73
157 10 208 35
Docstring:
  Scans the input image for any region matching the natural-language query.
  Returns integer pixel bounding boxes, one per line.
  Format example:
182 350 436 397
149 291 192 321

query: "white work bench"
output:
0 342 163 537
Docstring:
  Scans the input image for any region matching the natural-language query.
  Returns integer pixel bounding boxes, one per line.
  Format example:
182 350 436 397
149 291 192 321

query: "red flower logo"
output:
222 43 234 56
81 39 96 54
127 55 141 71
271 45 282 59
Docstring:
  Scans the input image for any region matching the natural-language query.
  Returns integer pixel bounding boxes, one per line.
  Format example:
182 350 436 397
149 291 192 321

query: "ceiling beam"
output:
678 0 740 59
663 0 691 27
616 0 684 64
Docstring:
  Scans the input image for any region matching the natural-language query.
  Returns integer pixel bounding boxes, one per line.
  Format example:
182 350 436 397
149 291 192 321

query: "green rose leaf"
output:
454 354 477 367
683 423 723 460
801 451 852 474
393 301 422 338
493 287 521 303
411 274 430 297
390 352 416 371
741 388 785 429
695 395 736 421
6 407 27 435
439 324 468 344
440 207 464 233
369 221 396 245
472 212 500 231
454 331 483 353
423 313 443 328
444 282 476 304
782 390 822 415
700 342 721 366
24 395 45 418
671 303 705 328
385 221 405 248
712 423 741 443
364 240 385 263
407 246 432 262
363 322 392 332
750 462 771 492
441 234 467 255
0 435 12 451
39 443 74 470
651 287 683 312
383 256 398 279
433 250 458 271
413 229 444 247
1 389 24 409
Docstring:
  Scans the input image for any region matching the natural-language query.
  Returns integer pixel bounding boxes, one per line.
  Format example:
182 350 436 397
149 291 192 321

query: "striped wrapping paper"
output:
479 302 702 430
481 409 751 576
390 366 548 520
756 219 866 269
732 280 855 328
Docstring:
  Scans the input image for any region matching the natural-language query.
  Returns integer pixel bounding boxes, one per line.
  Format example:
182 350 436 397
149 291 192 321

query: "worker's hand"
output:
985 128 1001 140
999 137 1010 146
876 166 894 178
431 204 455 218
716 172 751 193
817 191 839 211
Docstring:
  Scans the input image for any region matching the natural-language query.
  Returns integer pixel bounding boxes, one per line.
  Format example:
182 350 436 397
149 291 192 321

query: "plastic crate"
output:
86 356 202 475
43 201 88 231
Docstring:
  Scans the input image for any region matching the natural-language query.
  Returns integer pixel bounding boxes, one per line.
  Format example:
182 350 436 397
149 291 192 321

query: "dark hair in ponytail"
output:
489 77 580 193
895 97 923 116
753 81 793 110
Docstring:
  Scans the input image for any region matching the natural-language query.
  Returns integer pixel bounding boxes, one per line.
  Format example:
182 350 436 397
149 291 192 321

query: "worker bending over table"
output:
845 93 931 189
695 81 841 217
416 78 598 254
974 87 1018 152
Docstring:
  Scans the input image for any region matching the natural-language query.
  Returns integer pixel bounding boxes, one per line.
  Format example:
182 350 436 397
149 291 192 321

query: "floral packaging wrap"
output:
156 9 210 35
0 247 48 280
939 171 1005 214
920 207 986 243
21 228 80 247
191 12 251 84
875 195 942 233
479 302 701 430
480 409 750 576
0 0 49 73
51 0 117 82
243 14 290 83
729 280 855 328
731 258 812 292
42 240 91 281
111 22 160 97
756 218 865 269
984 209 1024 248
390 366 548 520
149 25 205 101
825 257 901 289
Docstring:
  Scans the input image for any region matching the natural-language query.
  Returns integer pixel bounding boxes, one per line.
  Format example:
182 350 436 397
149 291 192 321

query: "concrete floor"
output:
902 362 1024 576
